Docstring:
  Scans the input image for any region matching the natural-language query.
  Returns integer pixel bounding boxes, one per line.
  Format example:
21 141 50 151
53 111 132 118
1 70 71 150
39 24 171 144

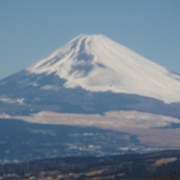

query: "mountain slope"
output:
27 34 180 103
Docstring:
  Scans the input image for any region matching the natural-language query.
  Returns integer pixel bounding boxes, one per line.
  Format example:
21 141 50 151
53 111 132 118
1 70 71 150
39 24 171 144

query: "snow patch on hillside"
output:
0 98 25 105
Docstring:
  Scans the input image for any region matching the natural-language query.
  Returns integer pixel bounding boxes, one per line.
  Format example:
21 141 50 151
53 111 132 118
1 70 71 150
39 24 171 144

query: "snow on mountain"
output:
0 98 25 105
27 34 180 103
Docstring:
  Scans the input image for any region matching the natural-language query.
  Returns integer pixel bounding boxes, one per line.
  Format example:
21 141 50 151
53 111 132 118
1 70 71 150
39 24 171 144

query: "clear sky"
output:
0 0 180 80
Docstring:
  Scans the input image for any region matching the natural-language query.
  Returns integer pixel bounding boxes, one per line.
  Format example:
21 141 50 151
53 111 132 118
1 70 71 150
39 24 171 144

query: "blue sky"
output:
0 0 180 80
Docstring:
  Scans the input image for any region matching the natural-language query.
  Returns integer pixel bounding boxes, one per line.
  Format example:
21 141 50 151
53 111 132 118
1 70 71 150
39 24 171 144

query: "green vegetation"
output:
0 150 180 179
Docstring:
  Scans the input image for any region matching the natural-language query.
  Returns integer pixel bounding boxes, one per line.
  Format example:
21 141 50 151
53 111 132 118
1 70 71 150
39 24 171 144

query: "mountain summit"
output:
27 34 180 103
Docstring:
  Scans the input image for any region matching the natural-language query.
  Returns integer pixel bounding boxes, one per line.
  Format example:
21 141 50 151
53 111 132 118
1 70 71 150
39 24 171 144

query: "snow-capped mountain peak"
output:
27 34 180 103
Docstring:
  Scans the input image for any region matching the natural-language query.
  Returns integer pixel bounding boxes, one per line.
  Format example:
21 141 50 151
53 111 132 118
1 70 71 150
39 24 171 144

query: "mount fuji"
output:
27 34 180 104
0 34 180 117
1 34 180 162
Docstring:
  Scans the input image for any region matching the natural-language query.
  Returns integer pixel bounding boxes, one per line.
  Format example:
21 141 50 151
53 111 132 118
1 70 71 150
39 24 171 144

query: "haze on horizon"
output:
0 0 180 80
